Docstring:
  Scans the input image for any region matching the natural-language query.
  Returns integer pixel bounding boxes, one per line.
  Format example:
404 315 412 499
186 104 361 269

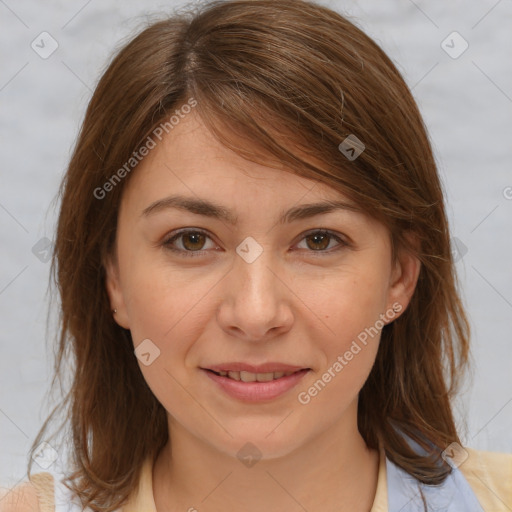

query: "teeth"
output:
219 370 297 381
254 372 274 382
240 371 257 382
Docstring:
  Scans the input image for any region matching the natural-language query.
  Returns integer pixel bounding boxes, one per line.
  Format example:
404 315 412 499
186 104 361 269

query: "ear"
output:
385 232 421 321
104 251 131 329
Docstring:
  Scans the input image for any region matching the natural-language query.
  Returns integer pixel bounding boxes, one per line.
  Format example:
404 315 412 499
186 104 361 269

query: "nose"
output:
216 244 294 342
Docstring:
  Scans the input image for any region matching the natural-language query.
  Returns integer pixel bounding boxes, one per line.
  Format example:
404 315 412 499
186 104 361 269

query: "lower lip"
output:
202 369 310 402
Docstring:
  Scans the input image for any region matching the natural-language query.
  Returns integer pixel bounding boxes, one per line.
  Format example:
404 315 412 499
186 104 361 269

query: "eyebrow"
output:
141 194 362 225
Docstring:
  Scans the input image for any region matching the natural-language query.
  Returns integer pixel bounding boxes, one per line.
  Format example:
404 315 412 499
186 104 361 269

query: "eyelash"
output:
162 228 348 258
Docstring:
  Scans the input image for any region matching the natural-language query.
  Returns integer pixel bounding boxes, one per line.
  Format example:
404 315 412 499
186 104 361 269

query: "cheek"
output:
119 247 214 341
119 261 222 414
122 266 209 421
300 261 390 350
293 261 388 409
295 271 385 401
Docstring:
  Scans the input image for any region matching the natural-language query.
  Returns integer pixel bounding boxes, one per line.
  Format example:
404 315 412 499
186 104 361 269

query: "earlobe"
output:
103 253 130 329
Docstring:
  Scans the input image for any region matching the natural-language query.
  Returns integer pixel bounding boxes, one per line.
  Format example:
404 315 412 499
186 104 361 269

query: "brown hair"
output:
28 0 470 510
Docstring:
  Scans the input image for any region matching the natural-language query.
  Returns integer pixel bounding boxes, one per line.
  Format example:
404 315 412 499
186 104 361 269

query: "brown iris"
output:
305 232 330 251
181 232 207 251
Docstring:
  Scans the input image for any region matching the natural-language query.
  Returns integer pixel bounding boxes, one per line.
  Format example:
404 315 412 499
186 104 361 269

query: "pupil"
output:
184 233 205 250
308 233 329 250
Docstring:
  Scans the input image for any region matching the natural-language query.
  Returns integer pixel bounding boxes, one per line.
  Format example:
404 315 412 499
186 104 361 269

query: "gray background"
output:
1 0 511 489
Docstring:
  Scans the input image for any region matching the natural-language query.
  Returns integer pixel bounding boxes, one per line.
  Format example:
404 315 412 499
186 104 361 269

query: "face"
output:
105 110 420 460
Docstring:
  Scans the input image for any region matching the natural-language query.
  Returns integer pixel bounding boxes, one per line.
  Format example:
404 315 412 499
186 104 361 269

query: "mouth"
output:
200 363 311 402
204 368 306 382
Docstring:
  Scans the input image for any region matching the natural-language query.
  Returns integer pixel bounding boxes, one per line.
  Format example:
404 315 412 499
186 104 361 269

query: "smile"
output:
201 365 311 402
211 369 299 382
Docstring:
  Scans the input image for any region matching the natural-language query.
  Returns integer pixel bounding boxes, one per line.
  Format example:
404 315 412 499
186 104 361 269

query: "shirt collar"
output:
124 444 482 511
125 449 390 512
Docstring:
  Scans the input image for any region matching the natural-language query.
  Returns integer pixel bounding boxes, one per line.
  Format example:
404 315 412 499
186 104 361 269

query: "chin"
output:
203 419 309 463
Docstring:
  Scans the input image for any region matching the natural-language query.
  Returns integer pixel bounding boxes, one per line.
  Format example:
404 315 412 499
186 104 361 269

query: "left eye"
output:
162 229 347 257
296 230 346 252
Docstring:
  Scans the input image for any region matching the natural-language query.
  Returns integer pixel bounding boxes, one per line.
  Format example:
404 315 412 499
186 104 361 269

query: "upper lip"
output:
203 363 309 373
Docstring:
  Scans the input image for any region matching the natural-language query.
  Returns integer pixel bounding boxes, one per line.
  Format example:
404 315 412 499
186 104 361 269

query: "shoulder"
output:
1 470 84 512
0 481 41 512
459 447 512 510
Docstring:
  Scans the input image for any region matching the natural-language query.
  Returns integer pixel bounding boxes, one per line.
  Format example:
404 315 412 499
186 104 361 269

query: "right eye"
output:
162 228 218 257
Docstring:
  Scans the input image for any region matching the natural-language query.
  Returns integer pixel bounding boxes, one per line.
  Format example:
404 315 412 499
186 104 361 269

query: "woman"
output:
2 0 510 510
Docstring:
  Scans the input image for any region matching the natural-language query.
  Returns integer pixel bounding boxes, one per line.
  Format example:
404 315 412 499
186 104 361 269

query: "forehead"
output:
122 110 358 210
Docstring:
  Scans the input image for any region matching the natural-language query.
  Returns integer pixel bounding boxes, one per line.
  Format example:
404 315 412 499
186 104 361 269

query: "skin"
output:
105 110 421 512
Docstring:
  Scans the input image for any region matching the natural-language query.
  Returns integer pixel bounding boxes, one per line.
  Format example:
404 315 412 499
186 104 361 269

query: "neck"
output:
153 410 379 512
